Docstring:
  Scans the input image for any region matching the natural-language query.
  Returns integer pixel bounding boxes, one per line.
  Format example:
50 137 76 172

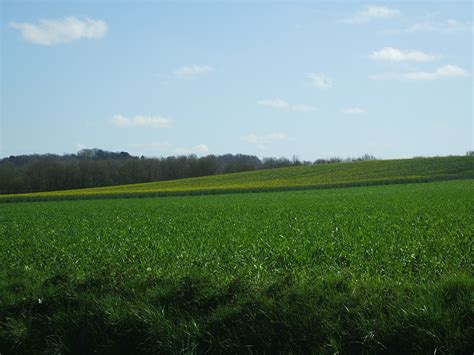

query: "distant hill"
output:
1 156 473 202
0 150 301 194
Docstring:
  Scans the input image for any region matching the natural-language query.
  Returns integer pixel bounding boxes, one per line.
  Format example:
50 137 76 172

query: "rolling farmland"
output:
3 0 472 352
1 178 473 353
1 155 473 202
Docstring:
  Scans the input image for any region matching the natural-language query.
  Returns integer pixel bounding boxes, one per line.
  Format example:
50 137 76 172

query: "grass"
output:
1 155 473 202
1 179 473 353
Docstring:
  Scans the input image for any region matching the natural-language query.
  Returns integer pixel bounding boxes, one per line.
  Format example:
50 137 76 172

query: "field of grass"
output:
1 155 473 202
1 179 473 353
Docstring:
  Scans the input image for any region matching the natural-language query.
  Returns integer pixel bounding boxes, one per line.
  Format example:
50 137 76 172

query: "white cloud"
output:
342 107 367 114
175 144 209 155
369 64 469 81
111 114 173 128
76 143 87 150
370 47 435 62
308 73 332 89
257 99 316 112
341 5 400 24
174 65 213 79
257 99 290 110
407 17 473 33
435 65 469 77
9 16 107 45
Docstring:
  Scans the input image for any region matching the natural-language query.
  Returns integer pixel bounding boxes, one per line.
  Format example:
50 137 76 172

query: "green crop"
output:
1 155 473 202
1 179 473 353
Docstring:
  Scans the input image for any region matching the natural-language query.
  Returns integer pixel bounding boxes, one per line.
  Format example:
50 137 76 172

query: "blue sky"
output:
1 1 472 160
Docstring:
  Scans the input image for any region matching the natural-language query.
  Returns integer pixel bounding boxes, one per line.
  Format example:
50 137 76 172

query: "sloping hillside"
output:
1 156 473 201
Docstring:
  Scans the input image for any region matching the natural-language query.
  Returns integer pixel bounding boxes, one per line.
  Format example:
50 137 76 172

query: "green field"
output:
1 179 473 353
1 156 473 202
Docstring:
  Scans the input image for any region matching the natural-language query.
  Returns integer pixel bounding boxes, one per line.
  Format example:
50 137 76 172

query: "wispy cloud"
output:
369 64 469 81
241 132 287 150
111 114 173 128
257 99 316 112
340 5 400 24
308 73 332 89
407 15 473 33
341 107 367 114
174 65 213 79
370 47 435 62
175 144 209 155
9 16 107 45
257 99 290 110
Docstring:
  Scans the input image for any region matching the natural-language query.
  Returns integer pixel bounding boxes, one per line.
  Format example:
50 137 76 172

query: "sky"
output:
1 0 472 160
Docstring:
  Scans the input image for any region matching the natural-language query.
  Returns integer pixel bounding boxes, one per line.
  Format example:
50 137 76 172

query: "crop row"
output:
1 156 473 202
1 180 473 352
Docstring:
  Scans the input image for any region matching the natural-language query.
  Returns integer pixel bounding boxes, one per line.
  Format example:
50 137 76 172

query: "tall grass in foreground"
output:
1 180 473 353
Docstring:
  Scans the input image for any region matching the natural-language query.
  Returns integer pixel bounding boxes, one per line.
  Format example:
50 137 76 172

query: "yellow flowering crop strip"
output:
1 156 473 202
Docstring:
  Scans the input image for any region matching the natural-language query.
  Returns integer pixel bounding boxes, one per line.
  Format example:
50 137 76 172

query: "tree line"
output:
0 149 377 194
